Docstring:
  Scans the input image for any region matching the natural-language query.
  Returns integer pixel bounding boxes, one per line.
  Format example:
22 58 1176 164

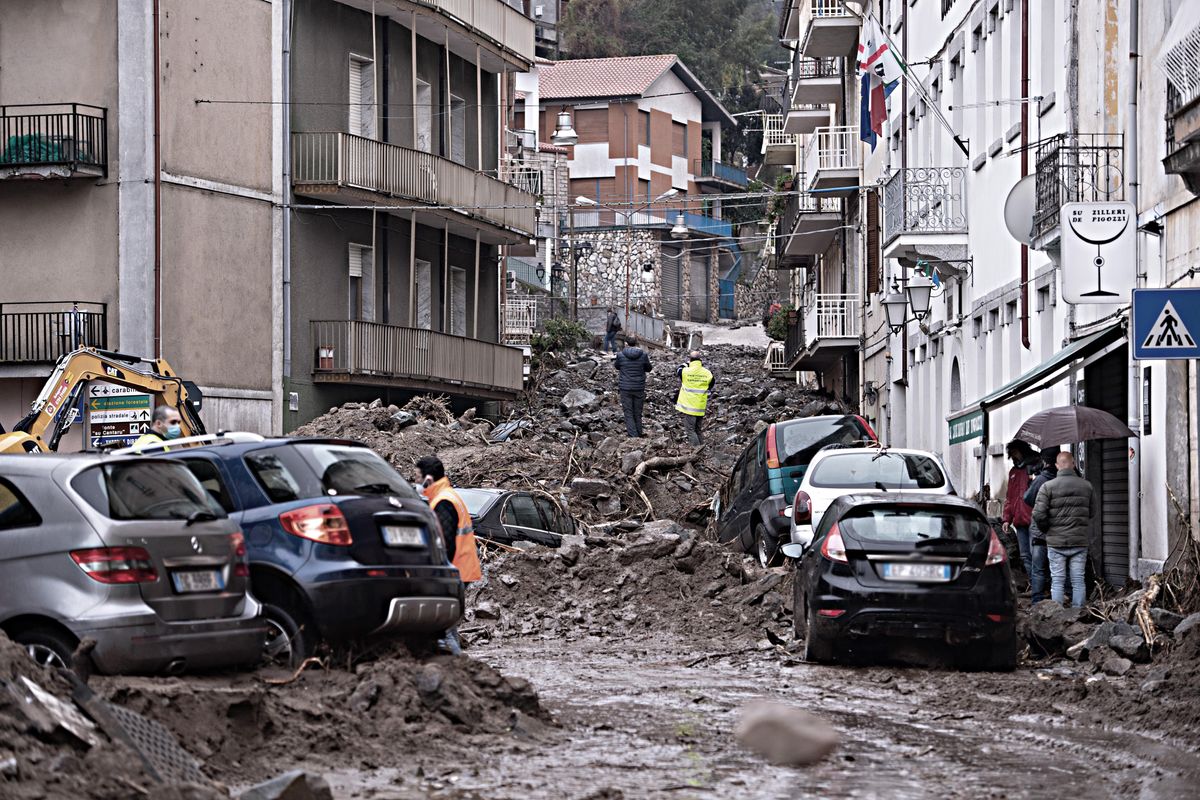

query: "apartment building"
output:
0 0 279 440
773 0 1199 587
0 0 539 436
532 55 744 326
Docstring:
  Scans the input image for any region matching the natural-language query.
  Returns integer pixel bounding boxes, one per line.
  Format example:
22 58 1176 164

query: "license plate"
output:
880 562 952 582
171 569 224 593
382 525 425 547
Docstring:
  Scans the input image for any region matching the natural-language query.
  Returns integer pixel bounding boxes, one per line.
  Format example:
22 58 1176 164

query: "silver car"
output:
0 453 265 674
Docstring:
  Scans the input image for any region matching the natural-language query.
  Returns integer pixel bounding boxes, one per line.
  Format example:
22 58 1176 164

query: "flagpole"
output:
862 11 971 158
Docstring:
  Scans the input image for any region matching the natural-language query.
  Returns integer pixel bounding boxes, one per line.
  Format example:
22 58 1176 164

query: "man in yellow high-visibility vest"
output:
675 350 714 447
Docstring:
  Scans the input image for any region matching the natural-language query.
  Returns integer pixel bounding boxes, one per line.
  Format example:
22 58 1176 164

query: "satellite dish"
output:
1004 174 1037 248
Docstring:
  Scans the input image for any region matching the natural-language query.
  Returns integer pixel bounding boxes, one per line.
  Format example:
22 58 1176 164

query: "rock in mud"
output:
238 770 334 800
561 388 599 412
735 702 839 765
1089 646 1133 677
1065 620 1141 661
1150 608 1184 633
1024 601 1084 654
1109 634 1150 663
1174 612 1200 639
620 450 644 474
474 601 501 620
596 495 622 516
571 477 609 498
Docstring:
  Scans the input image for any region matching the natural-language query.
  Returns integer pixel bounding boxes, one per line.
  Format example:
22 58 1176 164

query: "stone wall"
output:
735 261 778 321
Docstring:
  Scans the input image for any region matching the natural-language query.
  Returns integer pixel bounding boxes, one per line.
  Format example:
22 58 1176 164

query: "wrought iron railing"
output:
793 56 840 80
0 104 108 178
881 166 968 246
311 320 524 393
695 159 749 187
802 126 859 185
777 184 842 256
0 302 108 364
1032 133 1124 242
292 132 537 237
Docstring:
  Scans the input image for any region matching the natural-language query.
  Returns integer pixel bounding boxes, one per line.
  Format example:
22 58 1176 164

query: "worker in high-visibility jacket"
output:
675 350 715 447
417 455 481 654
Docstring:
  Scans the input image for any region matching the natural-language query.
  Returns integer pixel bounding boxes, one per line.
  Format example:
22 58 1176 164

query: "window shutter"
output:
349 57 375 138
866 189 880 295
348 244 364 278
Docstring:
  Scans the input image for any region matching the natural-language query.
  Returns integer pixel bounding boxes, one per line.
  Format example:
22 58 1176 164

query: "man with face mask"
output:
132 405 184 451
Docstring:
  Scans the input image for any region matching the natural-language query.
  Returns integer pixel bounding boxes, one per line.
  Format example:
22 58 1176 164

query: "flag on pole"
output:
857 15 905 150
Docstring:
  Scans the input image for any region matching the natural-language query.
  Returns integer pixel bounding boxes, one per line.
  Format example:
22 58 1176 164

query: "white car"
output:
786 447 956 554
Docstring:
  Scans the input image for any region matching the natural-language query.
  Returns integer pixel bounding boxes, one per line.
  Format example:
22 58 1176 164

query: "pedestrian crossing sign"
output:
1133 288 1200 360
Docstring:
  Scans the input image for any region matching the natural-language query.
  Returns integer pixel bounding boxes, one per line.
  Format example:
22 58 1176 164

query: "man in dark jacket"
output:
614 334 652 437
1033 452 1099 608
1022 446 1060 603
1001 440 1038 581
604 307 622 355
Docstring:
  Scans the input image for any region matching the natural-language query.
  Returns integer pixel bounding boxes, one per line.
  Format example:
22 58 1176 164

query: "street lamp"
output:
883 273 936 333
551 108 578 147
573 189 680 323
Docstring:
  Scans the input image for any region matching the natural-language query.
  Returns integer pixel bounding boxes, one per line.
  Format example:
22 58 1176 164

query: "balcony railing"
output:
503 297 538 345
695 159 749 187
1032 133 1124 243
793 56 840 80
410 0 535 62
763 113 799 149
292 132 537 237
802 125 859 182
882 167 968 246
497 161 544 196
804 293 860 345
311 320 524 394
1 302 107 364
0 104 107 179
781 0 854 40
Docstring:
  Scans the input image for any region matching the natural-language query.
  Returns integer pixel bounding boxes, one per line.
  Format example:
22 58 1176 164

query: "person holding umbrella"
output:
1032 452 1100 609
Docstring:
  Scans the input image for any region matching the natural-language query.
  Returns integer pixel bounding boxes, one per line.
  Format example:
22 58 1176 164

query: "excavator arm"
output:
0 348 205 454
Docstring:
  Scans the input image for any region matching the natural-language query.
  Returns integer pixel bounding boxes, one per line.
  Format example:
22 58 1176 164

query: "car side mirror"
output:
781 542 806 559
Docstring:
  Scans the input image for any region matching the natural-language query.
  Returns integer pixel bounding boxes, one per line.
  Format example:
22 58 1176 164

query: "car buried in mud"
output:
157 436 463 665
0 453 265 674
456 488 576 548
788 494 1017 670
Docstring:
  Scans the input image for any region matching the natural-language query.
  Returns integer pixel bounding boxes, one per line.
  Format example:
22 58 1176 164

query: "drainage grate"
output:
100 701 209 785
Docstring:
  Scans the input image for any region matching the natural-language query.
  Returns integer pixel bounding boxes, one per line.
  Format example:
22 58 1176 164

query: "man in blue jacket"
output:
1022 446 1060 604
614 334 652 437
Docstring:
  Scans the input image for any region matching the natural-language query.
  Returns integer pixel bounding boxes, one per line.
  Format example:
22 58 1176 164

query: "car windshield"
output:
808 452 946 489
293 443 419 499
456 489 501 517
72 461 226 521
838 506 989 543
778 417 872 468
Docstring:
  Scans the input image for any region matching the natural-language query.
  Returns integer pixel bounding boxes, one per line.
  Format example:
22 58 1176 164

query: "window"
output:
244 452 303 504
988 308 999 332
182 459 236 513
449 266 467 336
349 55 376 138
449 94 467 164
72 462 224 520
1004 300 1017 326
839 506 988 544
0 478 41 530
777 416 876 471
502 494 547 530
293 443 420 499
415 79 433 152
1036 286 1050 312
972 315 982 338
415 259 432 330
349 244 375 322
534 496 571 536
641 110 650 146
810 452 947 490
672 122 687 158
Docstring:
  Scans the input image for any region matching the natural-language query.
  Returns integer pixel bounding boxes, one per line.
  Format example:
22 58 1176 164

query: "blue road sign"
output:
1133 288 1200 360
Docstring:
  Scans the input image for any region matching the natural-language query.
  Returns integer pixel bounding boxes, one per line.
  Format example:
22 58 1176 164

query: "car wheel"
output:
754 523 778 568
801 605 836 664
262 602 316 668
13 628 76 670
792 582 807 640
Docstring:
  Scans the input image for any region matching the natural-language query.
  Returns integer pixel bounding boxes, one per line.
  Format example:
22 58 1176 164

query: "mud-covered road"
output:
309 631 1200 800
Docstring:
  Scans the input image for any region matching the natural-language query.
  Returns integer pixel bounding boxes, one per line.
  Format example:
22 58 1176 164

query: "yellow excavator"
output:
0 348 205 454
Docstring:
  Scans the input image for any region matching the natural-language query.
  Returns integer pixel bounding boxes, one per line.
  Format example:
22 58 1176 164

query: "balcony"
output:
791 57 842 106
292 132 537 242
801 126 860 195
572 208 733 238
0 104 107 180
1 302 107 364
774 185 842 268
784 103 829 136
502 297 539 346
882 167 969 273
780 0 859 59
335 0 534 68
1164 81 1200 194
1031 133 1124 248
694 159 749 190
762 114 801 166
311 320 524 399
786 293 861 371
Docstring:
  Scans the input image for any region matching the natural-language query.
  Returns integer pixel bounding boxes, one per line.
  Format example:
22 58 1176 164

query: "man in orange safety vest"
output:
417 455 481 653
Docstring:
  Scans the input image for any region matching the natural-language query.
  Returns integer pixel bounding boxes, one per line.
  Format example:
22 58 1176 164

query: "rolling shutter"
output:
661 247 683 320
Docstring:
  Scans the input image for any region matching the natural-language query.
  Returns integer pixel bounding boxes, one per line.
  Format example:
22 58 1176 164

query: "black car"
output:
162 437 463 664
456 488 575 547
792 494 1017 671
714 414 877 567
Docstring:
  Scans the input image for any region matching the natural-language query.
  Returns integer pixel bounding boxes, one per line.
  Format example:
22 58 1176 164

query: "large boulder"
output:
1174 612 1200 639
570 477 609 498
562 388 599 412
1065 620 1141 661
1109 633 1151 663
1023 601 1084 655
735 703 839 766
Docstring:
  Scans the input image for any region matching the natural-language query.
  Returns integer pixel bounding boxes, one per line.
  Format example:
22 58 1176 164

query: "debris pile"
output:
464 521 793 648
294 344 847 529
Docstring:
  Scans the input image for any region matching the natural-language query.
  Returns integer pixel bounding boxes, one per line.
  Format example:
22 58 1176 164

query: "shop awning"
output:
946 322 1126 443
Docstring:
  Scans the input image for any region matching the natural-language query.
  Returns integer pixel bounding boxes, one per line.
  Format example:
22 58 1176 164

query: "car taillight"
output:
986 528 1007 566
820 524 848 563
70 547 158 584
792 491 813 525
279 504 353 546
230 532 250 577
765 423 780 469
855 415 879 443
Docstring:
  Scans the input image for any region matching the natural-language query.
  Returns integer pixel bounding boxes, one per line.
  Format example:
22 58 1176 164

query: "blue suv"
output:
160 436 463 664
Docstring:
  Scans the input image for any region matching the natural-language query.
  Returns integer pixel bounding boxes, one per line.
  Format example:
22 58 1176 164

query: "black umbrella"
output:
1012 404 1136 449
